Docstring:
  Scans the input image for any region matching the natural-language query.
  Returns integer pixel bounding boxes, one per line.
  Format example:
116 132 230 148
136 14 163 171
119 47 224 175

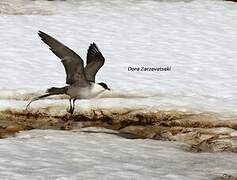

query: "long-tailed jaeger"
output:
27 31 110 114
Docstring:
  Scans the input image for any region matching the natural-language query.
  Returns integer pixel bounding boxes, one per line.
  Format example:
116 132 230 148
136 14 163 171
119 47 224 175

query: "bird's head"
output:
98 82 111 91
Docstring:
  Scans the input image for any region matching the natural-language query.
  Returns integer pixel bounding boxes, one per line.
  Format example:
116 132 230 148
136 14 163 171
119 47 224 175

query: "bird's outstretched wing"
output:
84 43 105 82
38 31 89 86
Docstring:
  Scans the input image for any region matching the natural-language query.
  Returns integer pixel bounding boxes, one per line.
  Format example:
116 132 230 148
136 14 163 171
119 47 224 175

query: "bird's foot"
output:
67 108 74 114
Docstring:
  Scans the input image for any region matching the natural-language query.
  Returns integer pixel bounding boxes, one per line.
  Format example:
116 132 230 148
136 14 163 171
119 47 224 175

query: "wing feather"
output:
84 43 105 82
38 31 88 85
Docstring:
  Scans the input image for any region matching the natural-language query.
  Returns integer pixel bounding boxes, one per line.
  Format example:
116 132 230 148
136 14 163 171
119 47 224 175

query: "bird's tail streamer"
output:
26 93 54 109
26 86 68 109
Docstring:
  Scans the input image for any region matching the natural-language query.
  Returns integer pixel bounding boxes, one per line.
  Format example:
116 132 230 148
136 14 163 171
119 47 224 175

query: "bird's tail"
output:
26 86 68 109
46 86 68 94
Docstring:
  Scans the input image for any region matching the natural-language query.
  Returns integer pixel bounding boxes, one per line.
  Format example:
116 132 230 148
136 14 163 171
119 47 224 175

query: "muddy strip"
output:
0 108 236 153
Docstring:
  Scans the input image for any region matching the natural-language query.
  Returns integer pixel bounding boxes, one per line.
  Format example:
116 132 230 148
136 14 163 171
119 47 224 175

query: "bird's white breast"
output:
90 83 105 96
67 83 105 99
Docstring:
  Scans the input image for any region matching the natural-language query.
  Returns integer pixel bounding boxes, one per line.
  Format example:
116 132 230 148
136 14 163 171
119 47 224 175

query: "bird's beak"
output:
107 88 111 91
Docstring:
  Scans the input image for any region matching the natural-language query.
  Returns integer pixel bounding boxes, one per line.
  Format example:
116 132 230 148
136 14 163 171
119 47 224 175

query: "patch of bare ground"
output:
0 0 53 15
213 173 237 180
0 108 236 153
0 126 24 138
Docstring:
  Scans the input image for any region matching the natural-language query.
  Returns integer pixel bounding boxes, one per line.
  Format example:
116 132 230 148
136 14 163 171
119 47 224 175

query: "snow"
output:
0 0 237 179
0 0 237 113
0 128 236 180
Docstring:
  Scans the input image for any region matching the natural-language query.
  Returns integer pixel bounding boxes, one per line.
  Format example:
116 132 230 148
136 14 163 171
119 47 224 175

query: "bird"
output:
26 31 111 114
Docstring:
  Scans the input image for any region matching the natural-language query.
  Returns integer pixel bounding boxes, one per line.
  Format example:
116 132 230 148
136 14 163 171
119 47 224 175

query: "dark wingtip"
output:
89 42 97 48
93 42 98 48
38 30 44 38
89 42 100 52
38 30 43 35
38 30 50 39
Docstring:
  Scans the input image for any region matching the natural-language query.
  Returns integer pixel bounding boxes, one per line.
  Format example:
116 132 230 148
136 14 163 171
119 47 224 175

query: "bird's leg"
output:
71 99 76 114
68 99 76 114
68 99 73 113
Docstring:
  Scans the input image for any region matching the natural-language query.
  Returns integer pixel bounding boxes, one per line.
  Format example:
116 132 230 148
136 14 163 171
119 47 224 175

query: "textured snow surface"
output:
0 1 237 179
0 0 237 113
0 128 236 180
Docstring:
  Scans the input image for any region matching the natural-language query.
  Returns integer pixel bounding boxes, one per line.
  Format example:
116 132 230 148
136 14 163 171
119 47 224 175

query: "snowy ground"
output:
0 128 236 180
0 0 237 179
0 0 237 114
